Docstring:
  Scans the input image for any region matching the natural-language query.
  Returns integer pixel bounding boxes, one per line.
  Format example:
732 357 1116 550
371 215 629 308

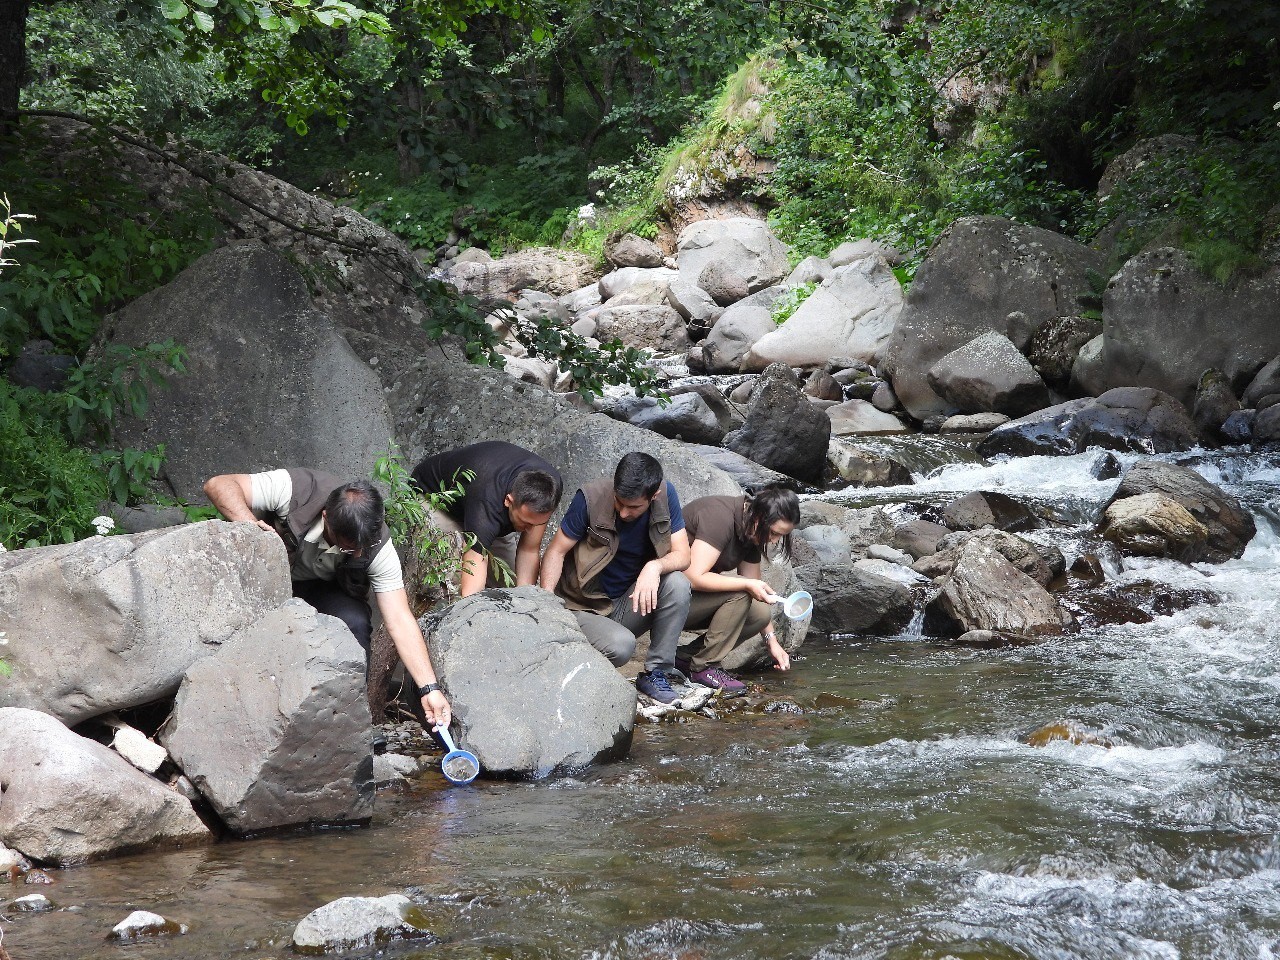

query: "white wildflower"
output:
577 203 596 221
92 515 116 536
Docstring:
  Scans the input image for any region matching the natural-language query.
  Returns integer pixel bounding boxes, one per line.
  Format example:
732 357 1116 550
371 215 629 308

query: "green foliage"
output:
63 341 188 444
0 196 37 272
373 445 475 590
0 126 217 361
0 380 111 548
770 282 816 326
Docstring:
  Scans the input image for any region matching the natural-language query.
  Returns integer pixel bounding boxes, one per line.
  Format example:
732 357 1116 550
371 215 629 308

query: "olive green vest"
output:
556 478 672 613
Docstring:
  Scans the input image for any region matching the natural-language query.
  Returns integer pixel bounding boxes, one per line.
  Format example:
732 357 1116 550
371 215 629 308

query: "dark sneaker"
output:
689 665 747 697
636 669 680 705
674 654 692 674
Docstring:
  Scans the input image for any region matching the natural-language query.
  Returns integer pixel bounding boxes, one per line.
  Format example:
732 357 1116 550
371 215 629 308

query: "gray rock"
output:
977 388 1201 458
0 708 210 865
942 491 1038 532
686 445 803 493
866 544 912 566
940 413 1010 432
513 290 571 325
827 399 908 435
600 392 724 446
99 502 190 534
676 218 789 293
936 529 1055 586
606 233 665 269
797 525 852 566
786 256 833 287
0 522 290 725
744 256 902 370
853 558 926 585
589 304 690 354
805 370 844 402
108 911 187 940
827 440 913 487
1253 406 1280 449
666 278 723 329
292 894 432 954
926 540 1073 637
598 266 677 302
1099 493 1209 563
1192 368 1241 443
701 287 786 373
880 216 1106 420
1102 459 1255 562
372 753 418 786
871 382 899 412
698 260 751 306
893 518 950 559
1243 356 1280 409
1026 315 1103 392
723 363 832 483
927 331 1051 417
503 356 556 390
448 246 600 302
560 283 603 316
790 559 914 636
669 382 746 434
453 247 492 265
570 315 598 338
828 239 902 267
422 587 635 776
0 842 30 873
159 600 375 833
1223 408 1257 444
12 893 54 912
1074 248 1280 407
105 244 395 502
7 339 74 392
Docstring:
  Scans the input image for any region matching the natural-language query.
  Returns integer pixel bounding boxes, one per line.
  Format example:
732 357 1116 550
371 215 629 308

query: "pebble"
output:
292 894 433 954
10 894 55 912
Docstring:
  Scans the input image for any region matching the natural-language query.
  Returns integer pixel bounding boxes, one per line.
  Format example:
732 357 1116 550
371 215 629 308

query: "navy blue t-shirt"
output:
559 481 685 599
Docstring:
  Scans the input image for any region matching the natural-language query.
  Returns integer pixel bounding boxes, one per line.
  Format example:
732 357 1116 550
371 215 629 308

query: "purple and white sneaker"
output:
688 665 747 697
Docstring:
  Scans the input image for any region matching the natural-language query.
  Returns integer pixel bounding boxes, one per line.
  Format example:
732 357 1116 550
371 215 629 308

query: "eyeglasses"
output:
323 520 366 557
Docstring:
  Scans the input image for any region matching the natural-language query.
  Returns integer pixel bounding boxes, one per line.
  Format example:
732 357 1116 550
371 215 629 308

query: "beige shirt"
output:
249 469 404 593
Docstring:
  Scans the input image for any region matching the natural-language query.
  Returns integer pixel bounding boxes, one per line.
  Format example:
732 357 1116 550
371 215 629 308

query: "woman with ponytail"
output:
679 485 801 696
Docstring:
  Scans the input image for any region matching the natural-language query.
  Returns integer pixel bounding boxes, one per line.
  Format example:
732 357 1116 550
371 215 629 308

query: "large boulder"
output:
791 558 914 636
1192 368 1241 443
0 522 290 725
743 255 903 370
159 600 375 833
598 266 678 302
1098 493 1209 563
605 234 665 269
1025 315 1103 392
0 708 211 865
105 243 396 501
698 260 751 306
880 216 1106 421
926 540 1073 637
599 393 724 446
701 287 784 372
666 278 723 331
826 399 908 436
926 331 1051 417
723 364 832 484
1071 248 1280 406
422 588 635 776
1242 356 1280 409
676 218 789 293
1102 459 1254 562
447 247 600 302
942 491 1038 532
977 388 1201 458
588 303 690 354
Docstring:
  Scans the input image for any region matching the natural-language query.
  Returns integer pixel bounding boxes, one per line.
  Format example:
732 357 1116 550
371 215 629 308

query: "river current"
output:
6 446 1280 960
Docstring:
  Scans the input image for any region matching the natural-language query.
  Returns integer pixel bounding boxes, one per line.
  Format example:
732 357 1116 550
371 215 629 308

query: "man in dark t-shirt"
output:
411 441 563 597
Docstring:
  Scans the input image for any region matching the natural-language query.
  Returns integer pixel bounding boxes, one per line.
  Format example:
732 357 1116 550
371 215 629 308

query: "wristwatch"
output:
417 682 442 698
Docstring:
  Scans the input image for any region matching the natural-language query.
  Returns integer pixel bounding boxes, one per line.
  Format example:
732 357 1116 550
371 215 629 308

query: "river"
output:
6 446 1280 960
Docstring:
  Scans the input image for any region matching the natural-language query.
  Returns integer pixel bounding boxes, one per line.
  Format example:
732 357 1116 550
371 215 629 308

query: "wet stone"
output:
10 893 55 913
292 894 434 955
108 910 187 940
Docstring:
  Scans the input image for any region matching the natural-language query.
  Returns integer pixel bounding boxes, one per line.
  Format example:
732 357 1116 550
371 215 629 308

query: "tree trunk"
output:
395 72 424 181
0 0 29 129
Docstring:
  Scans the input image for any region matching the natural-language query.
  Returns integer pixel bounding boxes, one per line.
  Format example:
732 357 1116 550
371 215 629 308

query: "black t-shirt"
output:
684 495 761 573
410 441 560 550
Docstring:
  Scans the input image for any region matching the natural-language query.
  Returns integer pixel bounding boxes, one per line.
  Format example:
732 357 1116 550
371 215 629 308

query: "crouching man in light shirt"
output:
204 467 450 729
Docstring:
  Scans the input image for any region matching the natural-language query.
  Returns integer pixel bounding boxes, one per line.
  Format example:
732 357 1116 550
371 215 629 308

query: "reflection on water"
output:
6 449 1280 959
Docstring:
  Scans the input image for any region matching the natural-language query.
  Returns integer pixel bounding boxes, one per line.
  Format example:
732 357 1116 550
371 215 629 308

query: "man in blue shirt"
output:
539 452 692 704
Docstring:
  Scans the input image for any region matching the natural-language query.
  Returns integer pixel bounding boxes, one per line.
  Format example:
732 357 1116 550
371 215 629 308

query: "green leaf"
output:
192 10 215 30
160 0 189 19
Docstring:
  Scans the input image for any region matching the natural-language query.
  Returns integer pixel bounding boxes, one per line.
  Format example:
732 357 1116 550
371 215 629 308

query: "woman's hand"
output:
744 578 774 603
767 634 790 671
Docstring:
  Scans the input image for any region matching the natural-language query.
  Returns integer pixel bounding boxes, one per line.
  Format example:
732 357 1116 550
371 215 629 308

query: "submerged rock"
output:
0 708 210 865
292 894 433 955
421 587 635 776
108 911 187 940
10 893 55 912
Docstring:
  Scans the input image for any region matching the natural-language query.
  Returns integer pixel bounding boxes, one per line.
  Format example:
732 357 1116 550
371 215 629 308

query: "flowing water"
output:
7 447 1280 960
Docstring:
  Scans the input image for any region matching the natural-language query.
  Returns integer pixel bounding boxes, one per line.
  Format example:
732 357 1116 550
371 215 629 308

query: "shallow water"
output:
6 449 1280 960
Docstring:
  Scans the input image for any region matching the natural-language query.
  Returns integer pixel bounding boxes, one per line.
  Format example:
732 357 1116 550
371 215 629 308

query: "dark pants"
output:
293 579 373 651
